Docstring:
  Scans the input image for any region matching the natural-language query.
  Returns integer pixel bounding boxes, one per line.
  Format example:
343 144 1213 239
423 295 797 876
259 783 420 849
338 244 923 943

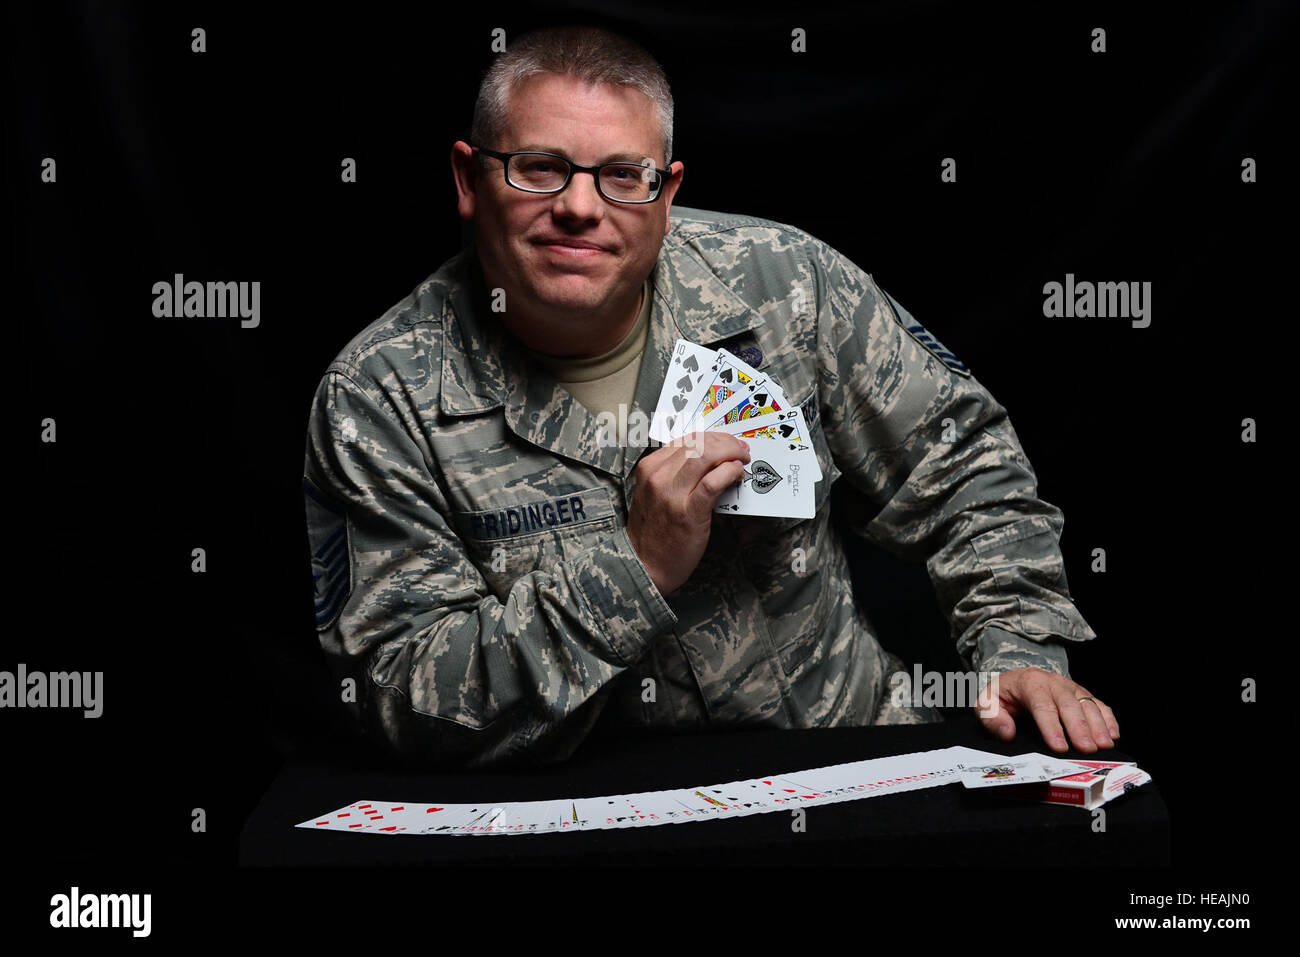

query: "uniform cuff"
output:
972 625 1072 678
570 526 678 665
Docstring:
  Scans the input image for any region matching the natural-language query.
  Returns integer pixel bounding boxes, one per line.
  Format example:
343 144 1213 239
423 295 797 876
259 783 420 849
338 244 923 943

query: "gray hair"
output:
471 26 674 166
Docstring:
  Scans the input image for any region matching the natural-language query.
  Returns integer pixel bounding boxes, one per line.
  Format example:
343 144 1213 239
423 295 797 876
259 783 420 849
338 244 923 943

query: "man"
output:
303 25 1119 768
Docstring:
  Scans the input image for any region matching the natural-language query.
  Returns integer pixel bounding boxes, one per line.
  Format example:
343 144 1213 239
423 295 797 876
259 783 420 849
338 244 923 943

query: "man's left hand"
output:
976 667 1120 754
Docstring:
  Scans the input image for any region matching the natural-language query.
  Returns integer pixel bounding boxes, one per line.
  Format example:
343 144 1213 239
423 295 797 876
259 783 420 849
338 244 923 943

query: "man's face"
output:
455 73 683 327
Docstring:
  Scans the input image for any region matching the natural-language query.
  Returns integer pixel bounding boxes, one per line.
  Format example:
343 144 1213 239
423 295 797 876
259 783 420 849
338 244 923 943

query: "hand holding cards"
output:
625 427 752 596
649 340 822 518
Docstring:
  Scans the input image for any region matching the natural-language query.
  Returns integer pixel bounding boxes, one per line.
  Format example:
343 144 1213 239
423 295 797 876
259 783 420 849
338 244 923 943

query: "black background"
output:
9 0 1287 939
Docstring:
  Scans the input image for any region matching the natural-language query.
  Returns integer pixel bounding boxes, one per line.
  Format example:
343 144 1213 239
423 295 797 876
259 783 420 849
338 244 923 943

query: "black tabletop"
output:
239 713 1168 866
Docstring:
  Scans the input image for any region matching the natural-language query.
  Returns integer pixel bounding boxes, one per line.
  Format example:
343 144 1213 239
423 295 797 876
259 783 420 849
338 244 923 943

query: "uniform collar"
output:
439 232 765 475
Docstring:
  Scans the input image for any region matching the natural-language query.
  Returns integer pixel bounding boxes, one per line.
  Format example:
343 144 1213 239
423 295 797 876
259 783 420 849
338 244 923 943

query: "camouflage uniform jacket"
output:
302 205 1097 768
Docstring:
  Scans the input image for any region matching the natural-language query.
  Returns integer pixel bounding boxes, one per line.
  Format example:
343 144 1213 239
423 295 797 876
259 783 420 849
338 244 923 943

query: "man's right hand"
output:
625 431 750 597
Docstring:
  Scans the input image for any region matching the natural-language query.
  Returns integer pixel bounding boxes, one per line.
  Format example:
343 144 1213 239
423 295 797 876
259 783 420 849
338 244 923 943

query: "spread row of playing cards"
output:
298 747 1149 836
649 339 821 518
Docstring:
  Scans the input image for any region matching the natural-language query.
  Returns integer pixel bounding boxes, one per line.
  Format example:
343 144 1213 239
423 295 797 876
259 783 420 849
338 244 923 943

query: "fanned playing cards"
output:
300 746 999 836
649 339 821 518
297 747 1152 837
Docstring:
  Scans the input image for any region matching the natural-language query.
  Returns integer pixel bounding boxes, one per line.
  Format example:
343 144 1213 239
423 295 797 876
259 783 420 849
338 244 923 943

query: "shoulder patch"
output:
879 287 971 378
304 478 352 631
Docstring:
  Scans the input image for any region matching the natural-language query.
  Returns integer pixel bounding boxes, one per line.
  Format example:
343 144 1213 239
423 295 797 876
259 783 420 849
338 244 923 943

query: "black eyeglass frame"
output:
472 146 672 204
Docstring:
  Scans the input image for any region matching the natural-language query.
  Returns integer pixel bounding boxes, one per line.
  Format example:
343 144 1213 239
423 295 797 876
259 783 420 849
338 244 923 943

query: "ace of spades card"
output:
713 438 818 518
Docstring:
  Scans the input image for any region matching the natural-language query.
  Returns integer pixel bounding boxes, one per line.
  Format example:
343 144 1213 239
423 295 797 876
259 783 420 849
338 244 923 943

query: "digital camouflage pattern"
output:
303 206 1096 768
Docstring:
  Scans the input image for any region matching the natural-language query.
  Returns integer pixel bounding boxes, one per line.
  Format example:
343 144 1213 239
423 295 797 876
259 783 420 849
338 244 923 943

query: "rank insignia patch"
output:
880 287 971 377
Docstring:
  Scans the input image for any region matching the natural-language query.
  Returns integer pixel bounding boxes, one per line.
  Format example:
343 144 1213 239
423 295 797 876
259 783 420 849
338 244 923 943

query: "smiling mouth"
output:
536 241 610 260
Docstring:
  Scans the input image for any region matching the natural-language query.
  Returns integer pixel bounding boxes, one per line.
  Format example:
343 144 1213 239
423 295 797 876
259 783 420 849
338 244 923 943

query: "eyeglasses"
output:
472 146 670 204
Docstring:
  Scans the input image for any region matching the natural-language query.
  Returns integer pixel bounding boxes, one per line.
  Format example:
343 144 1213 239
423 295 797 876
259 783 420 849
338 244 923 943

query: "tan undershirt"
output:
523 280 651 422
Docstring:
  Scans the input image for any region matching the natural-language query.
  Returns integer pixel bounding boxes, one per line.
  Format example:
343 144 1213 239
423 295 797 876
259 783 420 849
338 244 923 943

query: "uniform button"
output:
737 346 763 368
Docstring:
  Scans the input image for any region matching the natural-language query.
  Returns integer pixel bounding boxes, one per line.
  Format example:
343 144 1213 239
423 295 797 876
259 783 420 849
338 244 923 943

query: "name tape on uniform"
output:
455 487 616 543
